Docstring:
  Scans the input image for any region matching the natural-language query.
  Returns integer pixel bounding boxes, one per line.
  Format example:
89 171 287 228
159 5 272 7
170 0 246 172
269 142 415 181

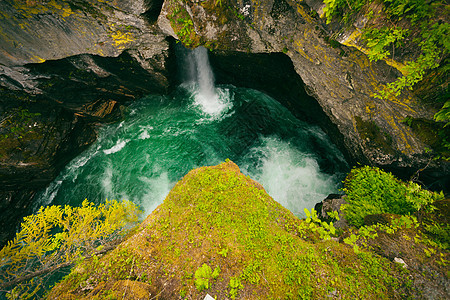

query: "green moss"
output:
49 161 417 299
166 2 199 48
355 116 394 153
402 116 450 159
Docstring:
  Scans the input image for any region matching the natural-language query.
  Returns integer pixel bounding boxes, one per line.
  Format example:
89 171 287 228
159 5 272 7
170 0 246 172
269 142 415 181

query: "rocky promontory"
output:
46 161 449 299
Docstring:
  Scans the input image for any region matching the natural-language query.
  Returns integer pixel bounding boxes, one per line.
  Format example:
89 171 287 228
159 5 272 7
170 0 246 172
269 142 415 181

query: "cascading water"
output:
183 46 230 116
33 46 349 218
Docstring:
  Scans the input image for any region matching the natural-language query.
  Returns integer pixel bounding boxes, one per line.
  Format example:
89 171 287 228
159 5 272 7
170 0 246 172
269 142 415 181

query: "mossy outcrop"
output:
47 161 447 299
0 0 448 256
158 0 449 179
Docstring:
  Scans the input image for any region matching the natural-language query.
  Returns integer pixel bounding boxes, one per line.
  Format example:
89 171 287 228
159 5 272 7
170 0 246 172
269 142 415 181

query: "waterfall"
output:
192 47 216 100
183 46 230 116
32 46 348 222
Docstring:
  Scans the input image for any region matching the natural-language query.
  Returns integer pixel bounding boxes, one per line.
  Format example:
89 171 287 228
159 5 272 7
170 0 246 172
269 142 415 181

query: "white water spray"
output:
193 47 215 99
186 46 231 116
242 137 341 217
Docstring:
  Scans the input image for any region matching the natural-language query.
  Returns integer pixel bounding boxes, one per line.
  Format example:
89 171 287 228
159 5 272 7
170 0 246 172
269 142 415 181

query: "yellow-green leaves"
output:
323 0 338 24
364 27 408 62
194 263 221 291
0 199 140 299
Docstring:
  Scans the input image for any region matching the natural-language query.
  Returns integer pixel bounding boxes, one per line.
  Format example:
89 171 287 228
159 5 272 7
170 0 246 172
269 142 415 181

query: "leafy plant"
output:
194 263 220 291
434 100 450 127
434 100 450 153
228 276 243 299
343 233 361 254
342 166 443 227
323 0 449 100
217 246 229 257
0 199 140 299
304 208 337 240
167 3 196 47
363 26 408 61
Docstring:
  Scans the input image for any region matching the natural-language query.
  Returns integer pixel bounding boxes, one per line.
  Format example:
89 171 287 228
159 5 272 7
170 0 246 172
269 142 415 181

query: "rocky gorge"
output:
0 0 449 298
1 0 448 245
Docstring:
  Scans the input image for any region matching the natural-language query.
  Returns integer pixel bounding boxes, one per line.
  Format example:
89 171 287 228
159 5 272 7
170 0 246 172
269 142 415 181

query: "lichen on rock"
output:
159 0 448 179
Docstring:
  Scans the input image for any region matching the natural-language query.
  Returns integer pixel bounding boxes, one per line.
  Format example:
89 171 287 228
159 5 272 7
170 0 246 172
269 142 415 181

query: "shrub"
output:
0 199 140 299
342 166 444 226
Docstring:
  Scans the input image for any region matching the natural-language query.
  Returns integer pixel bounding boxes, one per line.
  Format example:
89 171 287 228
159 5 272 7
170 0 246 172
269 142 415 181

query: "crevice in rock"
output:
142 0 165 24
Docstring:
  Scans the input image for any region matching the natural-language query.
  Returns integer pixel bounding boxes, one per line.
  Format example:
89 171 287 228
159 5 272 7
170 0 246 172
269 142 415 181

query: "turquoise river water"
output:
33 47 349 218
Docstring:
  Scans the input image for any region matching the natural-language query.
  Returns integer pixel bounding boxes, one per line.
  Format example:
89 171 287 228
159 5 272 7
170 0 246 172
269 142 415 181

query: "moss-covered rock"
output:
48 161 429 299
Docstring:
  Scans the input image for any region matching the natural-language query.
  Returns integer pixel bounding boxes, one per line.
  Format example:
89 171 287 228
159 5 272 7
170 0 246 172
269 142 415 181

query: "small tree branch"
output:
0 244 116 290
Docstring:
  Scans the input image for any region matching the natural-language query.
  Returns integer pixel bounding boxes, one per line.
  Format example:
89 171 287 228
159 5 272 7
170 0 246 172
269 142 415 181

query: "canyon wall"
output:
0 0 448 244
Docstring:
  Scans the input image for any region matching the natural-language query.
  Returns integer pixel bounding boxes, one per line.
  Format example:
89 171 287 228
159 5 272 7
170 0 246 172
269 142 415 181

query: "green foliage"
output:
344 233 361 254
228 276 243 299
217 246 229 257
383 0 432 23
304 208 337 240
434 100 450 127
376 22 449 99
343 215 421 254
323 0 449 99
424 222 450 250
168 4 196 47
0 199 140 299
342 166 443 227
194 263 220 291
363 27 408 61
323 0 367 24
322 0 339 24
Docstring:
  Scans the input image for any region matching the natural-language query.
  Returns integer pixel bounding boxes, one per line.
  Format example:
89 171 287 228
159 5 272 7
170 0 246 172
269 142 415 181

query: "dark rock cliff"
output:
0 0 448 244
0 0 170 245
158 0 449 182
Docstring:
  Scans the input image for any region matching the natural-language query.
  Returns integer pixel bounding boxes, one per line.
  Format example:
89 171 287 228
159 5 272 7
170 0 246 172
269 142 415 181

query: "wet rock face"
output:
0 0 171 246
0 106 96 245
0 0 167 66
158 0 444 174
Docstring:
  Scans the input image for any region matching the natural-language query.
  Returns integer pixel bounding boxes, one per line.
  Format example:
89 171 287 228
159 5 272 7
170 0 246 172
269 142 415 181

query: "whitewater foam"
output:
103 139 128 155
242 136 340 217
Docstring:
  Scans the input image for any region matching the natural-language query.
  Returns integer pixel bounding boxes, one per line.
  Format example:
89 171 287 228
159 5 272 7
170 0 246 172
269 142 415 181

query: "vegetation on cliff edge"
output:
0 199 140 299
324 0 449 157
42 161 447 299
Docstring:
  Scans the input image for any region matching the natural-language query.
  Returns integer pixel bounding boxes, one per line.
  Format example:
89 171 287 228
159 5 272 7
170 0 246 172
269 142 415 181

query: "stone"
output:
317 194 349 229
394 257 407 269
0 0 171 246
158 0 449 181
